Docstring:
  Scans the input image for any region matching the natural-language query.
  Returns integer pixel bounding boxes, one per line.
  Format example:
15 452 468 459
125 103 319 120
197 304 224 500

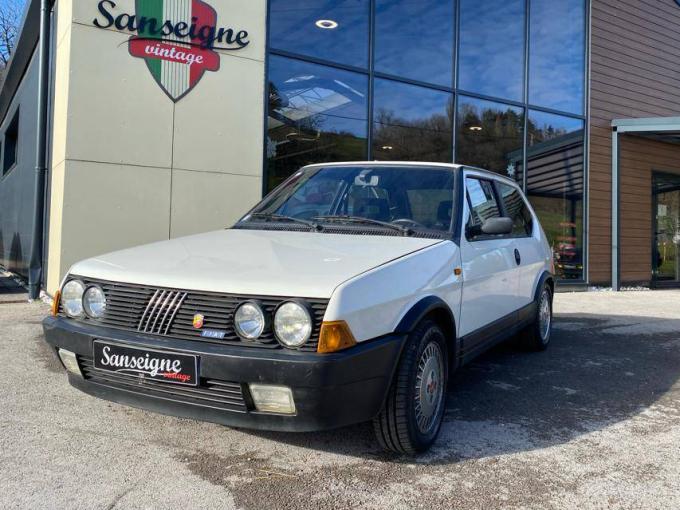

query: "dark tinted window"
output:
266 56 368 191
458 0 525 101
456 96 524 177
2 110 19 176
466 178 501 236
374 0 454 87
526 111 585 280
269 0 370 68
529 0 585 114
497 182 533 237
373 79 453 162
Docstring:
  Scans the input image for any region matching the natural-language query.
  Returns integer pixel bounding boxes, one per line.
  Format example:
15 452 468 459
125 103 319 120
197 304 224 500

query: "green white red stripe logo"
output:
129 0 220 102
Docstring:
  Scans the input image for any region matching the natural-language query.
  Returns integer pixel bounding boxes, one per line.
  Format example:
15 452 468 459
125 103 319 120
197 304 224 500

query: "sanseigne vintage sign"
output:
93 0 250 102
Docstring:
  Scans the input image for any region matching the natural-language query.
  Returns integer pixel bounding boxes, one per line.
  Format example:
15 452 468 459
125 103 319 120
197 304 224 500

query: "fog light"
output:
249 384 296 414
58 348 82 377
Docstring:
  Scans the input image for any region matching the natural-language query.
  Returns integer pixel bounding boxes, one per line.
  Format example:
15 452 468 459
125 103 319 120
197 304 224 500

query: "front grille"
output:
138 290 187 335
79 357 248 413
61 277 328 351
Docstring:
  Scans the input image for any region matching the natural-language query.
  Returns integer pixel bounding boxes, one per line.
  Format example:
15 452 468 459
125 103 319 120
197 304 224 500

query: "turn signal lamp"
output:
51 290 61 316
318 321 357 354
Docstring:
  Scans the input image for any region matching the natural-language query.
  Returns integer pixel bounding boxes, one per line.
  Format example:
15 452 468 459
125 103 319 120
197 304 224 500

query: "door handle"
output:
514 249 521 265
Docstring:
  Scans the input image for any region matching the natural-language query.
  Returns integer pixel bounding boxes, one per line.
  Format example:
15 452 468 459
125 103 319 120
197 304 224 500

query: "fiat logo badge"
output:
192 313 205 329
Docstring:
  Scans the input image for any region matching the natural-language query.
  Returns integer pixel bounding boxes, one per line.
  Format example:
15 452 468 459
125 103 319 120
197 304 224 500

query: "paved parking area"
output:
1 275 679 509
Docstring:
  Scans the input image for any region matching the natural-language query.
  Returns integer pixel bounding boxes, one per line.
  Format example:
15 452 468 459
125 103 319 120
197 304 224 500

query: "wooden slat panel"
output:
589 0 680 285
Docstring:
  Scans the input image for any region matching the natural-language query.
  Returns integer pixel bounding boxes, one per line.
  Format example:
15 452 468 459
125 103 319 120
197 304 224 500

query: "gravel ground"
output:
1 274 679 509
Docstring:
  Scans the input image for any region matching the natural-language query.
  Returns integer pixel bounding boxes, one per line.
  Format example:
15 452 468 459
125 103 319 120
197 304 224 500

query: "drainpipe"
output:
28 0 52 300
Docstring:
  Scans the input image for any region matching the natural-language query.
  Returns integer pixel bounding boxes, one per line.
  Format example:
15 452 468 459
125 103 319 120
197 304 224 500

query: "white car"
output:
43 162 554 454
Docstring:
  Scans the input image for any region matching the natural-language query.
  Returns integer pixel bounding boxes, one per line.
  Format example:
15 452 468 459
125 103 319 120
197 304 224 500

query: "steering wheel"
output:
392 218 426 229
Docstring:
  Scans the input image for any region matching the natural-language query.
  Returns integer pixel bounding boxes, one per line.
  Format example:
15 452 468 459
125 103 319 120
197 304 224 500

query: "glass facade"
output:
266 0 588 280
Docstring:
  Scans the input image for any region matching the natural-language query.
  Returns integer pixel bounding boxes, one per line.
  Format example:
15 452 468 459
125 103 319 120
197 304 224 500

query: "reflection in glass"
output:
458 0 525 101
456 96 524 176
529 0 585 114
266 56 368 192
375 0 454 87
372 79 453 162
525 111 585 280
269 0 370 68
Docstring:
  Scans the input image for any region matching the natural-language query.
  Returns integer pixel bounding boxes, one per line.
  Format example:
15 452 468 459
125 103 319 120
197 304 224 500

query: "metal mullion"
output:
583 0 592 285
452 0 460 163
526 104 587 121
455 89 527 110
367 0 376 160
268 48 370 76
523 0 530 191
372 71 454 93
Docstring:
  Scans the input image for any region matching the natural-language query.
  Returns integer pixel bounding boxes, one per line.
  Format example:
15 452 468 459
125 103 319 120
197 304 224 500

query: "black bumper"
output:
42 316 405 432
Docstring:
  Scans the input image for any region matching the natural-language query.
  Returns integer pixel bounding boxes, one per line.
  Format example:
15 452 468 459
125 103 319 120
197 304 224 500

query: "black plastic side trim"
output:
534 271 555 302
394 296 456 336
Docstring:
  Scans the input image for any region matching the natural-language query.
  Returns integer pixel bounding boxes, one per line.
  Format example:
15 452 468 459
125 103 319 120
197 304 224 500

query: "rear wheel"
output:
373 320 448 454
518 283 553 351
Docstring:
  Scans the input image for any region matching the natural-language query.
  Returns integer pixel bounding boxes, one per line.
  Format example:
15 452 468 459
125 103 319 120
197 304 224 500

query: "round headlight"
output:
234 301 266 339
83 285 107 318
62 280 85 317
274 301 312 348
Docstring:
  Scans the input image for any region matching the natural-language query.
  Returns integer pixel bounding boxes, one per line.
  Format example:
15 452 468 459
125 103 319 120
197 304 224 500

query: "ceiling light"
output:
381 145 393 150
315 19 339 29
469 126 483 132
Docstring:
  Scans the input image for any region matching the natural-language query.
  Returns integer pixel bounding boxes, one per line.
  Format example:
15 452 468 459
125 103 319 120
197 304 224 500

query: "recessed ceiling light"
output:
381 145 394 150
315 19 339 29
469 126 483 132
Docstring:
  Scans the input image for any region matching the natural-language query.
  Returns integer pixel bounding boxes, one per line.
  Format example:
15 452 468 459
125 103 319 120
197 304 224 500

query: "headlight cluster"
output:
234 300 312 348
61 280 107 319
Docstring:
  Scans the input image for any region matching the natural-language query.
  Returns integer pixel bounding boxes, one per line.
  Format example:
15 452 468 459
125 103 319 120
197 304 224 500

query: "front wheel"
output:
518 283 553 351
373 320 448 454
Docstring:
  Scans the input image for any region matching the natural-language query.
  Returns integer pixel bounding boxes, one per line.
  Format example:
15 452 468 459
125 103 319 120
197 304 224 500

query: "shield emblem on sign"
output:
129 0 221 102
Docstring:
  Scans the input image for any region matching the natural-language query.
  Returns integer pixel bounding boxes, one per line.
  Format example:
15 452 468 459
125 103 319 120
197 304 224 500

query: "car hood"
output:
68 229 443 298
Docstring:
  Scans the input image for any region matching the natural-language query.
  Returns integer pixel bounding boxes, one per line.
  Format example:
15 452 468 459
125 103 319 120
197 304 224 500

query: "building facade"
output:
0 0 679 296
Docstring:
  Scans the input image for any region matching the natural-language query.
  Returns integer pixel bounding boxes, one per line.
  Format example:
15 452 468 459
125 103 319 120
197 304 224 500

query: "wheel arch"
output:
534 271 555 302
395 296 458 367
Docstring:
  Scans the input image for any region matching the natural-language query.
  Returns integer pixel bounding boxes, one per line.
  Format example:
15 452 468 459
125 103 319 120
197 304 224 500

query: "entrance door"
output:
652 173 680 287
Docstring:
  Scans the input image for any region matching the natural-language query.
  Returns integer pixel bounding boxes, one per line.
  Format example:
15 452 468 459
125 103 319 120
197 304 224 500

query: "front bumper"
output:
42 316 405 432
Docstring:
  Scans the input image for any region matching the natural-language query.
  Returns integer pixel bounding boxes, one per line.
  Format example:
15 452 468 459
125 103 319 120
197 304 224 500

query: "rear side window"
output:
466 178 500 227
496 182 533 237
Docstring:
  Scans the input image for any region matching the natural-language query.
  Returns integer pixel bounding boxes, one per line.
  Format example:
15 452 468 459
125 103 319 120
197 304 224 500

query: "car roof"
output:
301 161 521 188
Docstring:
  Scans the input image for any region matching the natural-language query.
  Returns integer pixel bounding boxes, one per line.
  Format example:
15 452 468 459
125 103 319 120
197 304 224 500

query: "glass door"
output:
653 173 680 286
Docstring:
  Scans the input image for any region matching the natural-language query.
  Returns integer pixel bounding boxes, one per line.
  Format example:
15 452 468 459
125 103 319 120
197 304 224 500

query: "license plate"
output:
93 341 198 386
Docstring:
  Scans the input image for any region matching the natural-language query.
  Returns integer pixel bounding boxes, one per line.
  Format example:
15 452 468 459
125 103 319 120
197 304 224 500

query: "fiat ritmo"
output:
43 162 554 454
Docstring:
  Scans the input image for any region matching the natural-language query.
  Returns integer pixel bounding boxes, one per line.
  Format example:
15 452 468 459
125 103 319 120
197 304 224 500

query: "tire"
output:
373 320 448 454
518 283 553 351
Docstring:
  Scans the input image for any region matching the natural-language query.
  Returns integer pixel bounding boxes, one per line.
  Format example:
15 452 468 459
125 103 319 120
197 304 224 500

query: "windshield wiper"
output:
246 212 321 231
312 215 413 236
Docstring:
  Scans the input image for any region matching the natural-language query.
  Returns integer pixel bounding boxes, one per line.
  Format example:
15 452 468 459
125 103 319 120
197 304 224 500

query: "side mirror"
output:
482 217 513 235
467 217 514 237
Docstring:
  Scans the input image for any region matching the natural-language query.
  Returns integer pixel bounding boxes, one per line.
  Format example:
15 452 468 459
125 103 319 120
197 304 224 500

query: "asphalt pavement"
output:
1 274 679 509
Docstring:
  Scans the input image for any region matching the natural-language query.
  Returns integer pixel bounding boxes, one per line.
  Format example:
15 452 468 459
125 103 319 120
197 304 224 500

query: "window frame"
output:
494 180 534 239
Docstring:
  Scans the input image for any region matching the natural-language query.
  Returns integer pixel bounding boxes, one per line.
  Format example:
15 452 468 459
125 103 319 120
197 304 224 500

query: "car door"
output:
459 176 520 345
495 180 545 309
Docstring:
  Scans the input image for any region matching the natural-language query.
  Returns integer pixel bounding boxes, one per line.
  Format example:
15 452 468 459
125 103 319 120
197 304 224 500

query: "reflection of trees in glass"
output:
372 101 453 162
456 102 524 174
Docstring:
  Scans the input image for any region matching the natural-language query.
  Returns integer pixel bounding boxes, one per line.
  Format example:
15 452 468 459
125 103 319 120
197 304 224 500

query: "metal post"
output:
611 127 619 291
28 0 52 300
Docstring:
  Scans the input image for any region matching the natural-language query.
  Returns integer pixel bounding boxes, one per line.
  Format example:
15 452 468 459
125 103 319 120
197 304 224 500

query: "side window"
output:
496 182 533 237
2 109 19 176
466 177 500 240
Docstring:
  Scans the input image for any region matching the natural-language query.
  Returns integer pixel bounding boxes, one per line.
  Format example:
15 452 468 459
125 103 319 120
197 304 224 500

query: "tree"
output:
0 0 25 88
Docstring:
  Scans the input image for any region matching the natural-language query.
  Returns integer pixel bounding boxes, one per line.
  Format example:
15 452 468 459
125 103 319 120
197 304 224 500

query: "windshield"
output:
238 165 457 237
